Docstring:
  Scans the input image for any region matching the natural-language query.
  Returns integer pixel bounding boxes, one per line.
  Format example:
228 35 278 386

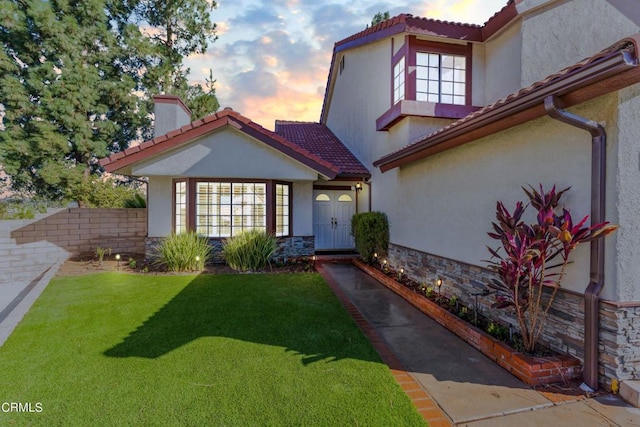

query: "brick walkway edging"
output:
316 262 454 426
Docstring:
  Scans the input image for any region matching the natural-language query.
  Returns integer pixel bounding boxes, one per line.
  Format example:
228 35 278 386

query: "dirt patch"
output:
54 253 316 278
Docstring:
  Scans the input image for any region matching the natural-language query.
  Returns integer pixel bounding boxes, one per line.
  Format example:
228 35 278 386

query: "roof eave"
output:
374 49 640 172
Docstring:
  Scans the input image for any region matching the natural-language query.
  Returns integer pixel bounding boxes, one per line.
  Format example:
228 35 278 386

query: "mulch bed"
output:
55 253 315 278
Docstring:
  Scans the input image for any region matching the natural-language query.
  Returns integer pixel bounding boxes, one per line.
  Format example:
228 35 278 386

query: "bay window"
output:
416 52 466 105
174 179 291 238
393 56 405 104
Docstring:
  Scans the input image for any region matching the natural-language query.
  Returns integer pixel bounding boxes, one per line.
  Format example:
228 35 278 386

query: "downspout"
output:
543 95 606 391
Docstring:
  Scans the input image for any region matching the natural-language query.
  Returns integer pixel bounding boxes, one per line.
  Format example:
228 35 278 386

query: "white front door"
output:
313 189 356 250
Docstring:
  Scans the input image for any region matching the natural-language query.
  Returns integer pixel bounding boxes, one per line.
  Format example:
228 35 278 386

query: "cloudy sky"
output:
184 0 509 129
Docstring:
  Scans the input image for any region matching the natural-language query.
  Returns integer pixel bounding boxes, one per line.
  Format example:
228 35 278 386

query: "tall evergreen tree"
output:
0 0 219 202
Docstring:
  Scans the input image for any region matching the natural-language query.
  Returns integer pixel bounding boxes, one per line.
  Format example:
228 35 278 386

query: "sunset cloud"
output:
186 0 508 129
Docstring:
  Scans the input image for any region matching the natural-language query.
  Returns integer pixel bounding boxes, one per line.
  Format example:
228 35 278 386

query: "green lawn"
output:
0 272 425 426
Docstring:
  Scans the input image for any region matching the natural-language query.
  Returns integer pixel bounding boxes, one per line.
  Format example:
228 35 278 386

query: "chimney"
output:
152 95 192 137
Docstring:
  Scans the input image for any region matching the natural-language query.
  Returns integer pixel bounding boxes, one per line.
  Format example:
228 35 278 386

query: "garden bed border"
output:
353 258 582 386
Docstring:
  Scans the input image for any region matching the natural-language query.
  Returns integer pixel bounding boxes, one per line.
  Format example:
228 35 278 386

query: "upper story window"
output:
416 52 466 105
393 56 405 104
378 37 474 131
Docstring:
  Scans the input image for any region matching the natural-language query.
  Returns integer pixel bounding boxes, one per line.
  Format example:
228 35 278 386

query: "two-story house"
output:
101 0 640 391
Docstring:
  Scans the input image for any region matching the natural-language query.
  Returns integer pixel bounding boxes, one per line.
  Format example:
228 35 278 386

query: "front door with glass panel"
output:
313 189 355 250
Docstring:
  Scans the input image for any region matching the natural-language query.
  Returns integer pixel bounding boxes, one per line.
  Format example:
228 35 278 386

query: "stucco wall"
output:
154 102 191 137
325 39 390 165
615 84 640 301
484 21 522 104
376 96 621 299
292 181 313 236
519 0 638 86
133 127 320 181
148 176 173 237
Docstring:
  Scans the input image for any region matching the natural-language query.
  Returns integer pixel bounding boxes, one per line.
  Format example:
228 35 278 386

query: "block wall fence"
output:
1 208 146 286
9 208 147 255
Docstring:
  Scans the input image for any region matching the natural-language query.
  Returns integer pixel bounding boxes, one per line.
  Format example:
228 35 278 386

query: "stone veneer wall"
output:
146 235 315 264
388 243 640 389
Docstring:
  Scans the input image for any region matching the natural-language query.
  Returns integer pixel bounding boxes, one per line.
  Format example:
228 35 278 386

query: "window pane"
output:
276 184 290 237
454 56 466 69
428 94 439 103
441 94 453 104
428 53 439 66
428 81 439 93
416 92 429 102
442 55 454 68
416 52 429 66
453 95 465 105
441 68 454 82
454 83 465 96
195 181 267 237
416 80 428 92
441 82 453 94
454 69 466 82
175 182 187 234
428 67 439 80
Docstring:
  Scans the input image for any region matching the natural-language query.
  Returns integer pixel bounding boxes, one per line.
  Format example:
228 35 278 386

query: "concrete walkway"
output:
318 262 640 426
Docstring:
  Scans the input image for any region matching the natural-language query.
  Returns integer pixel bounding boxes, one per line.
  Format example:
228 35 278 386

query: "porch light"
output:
355 182 363 191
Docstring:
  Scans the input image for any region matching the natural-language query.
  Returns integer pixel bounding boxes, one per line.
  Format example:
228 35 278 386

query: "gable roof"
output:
373 34 640 172
274 121 370 179
320 2 518 123
100 109 341 179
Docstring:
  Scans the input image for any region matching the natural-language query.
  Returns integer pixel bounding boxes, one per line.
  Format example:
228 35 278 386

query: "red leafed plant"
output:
486 185 618 353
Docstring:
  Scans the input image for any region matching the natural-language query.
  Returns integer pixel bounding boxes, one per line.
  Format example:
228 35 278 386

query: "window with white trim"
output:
275 183 289 237
393 56 405 104
175 181 187 234
416 52 466 105
195 182 266 237
174 179 291 238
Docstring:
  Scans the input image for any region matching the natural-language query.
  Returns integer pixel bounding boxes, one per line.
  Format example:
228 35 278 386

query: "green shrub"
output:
155 232 212 272
0 199 48 220
222 230 277 272
123 193 146 208
351 212 389 264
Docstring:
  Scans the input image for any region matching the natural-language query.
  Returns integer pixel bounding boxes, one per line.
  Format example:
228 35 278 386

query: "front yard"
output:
0 272 424 426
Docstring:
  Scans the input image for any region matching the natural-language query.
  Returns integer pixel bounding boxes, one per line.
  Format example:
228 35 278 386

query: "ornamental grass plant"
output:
155 232 212 272
222 230 277 272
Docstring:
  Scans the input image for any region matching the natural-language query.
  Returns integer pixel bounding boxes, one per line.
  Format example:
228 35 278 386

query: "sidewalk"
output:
317 262 640 426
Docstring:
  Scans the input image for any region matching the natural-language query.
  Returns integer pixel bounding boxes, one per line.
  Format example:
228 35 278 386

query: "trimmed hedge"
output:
351 212 389 264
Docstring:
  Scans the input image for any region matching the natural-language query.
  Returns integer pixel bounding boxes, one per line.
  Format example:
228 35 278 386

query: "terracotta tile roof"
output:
334 1 515 52
373 34 640 171
274 121 370 178
100 109 340 179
